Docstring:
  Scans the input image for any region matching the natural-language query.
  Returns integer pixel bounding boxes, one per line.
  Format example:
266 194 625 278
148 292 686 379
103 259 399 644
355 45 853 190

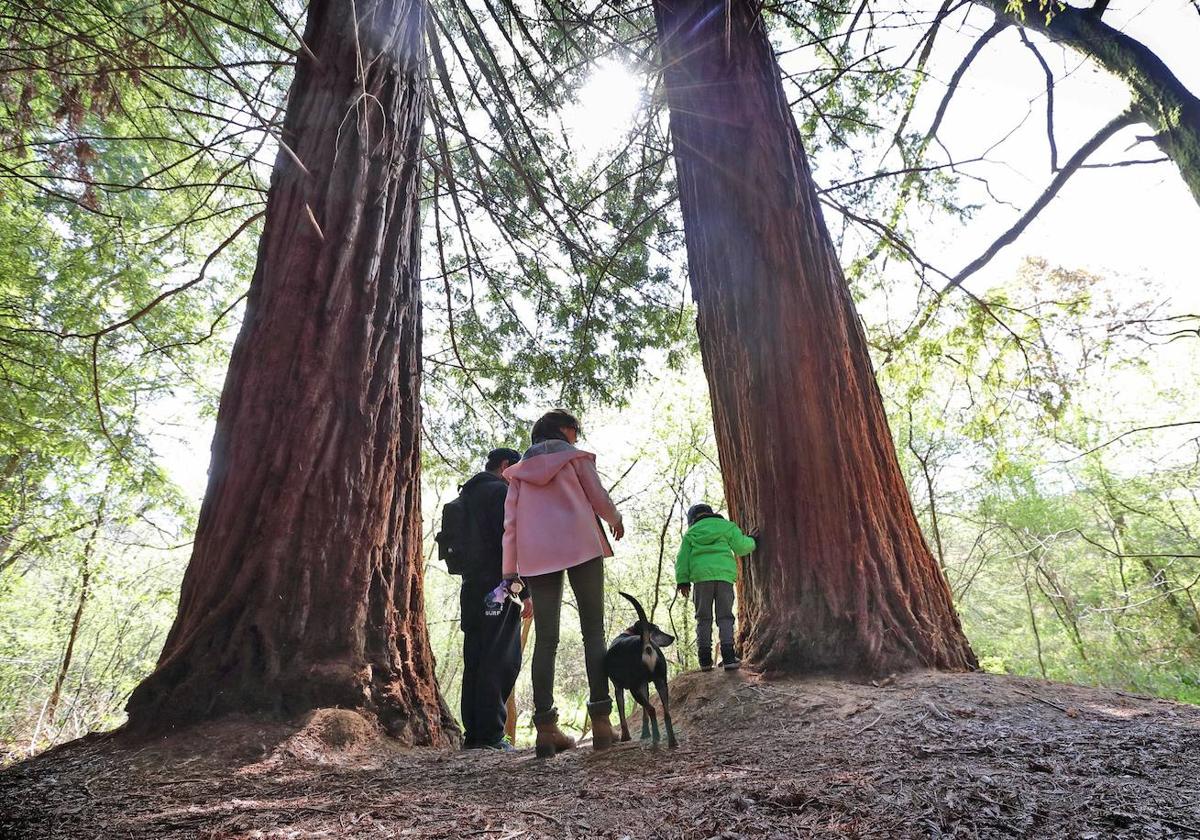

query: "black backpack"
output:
435 486 484 576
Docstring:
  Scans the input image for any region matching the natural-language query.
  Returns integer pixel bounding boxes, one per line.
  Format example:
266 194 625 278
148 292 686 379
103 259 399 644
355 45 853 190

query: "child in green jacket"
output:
675 503 757 671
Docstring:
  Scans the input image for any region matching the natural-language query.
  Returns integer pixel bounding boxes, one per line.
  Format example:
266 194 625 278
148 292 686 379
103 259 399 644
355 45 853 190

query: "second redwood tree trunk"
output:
652 0 976 673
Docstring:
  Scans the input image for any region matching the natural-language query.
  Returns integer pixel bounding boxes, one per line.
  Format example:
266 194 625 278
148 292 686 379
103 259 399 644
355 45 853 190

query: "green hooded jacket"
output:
674 515 756 585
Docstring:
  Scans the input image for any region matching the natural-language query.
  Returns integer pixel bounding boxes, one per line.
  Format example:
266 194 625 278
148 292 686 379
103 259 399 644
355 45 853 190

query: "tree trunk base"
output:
127 653 458 747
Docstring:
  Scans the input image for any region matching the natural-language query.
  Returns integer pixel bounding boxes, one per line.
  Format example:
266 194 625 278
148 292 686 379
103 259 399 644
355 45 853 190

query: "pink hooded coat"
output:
502 441 621 578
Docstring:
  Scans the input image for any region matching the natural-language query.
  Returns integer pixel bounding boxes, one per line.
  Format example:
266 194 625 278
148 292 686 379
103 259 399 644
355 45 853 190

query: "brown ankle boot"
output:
588 701 615 752
533 710 575 758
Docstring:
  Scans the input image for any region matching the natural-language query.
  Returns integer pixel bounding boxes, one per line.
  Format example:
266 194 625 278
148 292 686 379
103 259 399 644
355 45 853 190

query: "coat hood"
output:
503 440 593 487
684 515 733 546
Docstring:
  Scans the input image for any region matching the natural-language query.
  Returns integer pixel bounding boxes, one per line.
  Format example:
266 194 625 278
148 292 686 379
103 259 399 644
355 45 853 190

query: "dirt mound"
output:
3 671 1199 838
254 708 400 770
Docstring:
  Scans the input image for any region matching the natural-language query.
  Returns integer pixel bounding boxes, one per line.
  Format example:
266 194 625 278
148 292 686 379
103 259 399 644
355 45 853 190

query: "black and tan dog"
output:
604 592 678 748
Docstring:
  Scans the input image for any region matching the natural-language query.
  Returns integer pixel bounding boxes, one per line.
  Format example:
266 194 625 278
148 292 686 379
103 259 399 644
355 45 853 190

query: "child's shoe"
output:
698 648 713 672
720 643 741 671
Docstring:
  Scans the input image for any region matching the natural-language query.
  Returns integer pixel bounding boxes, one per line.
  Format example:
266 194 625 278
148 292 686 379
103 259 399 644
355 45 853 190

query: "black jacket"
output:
458 471 509 629
460 471 507 580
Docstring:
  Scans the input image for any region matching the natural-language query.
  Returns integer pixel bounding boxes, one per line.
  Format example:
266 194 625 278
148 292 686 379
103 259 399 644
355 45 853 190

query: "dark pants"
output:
460 586 522 747
525 557 611 718
694 580 736 653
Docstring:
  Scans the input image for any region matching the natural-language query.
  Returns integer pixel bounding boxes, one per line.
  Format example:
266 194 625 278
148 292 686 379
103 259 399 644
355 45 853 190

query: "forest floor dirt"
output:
3 669 1200 839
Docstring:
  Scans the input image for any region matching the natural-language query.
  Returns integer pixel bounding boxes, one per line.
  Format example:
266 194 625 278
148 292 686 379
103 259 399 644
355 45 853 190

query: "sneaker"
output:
468 738 515 752
482 738 516 752
720 643 741 671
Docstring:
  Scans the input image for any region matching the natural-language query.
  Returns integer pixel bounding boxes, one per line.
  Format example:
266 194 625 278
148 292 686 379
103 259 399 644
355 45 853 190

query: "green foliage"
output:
421 0 695 463
0 0 281 759
0 530 186 760
883 259 1200 703
1003 0 1069 25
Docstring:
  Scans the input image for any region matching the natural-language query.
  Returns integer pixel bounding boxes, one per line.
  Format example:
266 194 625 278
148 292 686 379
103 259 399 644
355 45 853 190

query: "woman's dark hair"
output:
530 408 581 444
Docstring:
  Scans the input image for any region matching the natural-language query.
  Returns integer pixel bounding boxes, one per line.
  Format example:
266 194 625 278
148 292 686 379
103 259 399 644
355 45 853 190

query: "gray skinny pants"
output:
694 580 736 651
525 557 611 718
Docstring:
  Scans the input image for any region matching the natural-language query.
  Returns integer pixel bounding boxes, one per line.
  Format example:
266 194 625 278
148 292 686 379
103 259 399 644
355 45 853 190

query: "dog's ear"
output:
650 628 675 648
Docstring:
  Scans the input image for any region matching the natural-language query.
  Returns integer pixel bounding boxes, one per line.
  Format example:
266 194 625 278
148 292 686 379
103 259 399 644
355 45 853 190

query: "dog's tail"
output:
619 591 651 647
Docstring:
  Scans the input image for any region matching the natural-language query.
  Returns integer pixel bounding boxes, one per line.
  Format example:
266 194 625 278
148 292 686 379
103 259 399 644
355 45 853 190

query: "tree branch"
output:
982 0 1200 204
925 19 1008 145
1061 421 1200 463
1018 30 1058 171
943 110 1138 292
18 210 265 341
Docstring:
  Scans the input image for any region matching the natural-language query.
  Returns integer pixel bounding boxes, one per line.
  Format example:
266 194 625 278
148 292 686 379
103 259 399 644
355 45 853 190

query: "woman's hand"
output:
502 576 524 599
677 583 691 598
610 516 625 541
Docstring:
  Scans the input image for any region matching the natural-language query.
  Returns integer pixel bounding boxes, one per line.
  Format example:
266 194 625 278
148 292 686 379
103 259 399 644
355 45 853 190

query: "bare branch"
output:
925 19 1008 145
18 210 265 341
943 110 1139 293
1079 157 1169 169
980 0 1200 204
818 158 984 194
1060 421 1200 464
1018 30 1058 171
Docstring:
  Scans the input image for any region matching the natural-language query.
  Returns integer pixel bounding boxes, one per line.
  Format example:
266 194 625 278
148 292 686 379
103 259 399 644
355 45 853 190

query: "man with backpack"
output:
437 447 528 751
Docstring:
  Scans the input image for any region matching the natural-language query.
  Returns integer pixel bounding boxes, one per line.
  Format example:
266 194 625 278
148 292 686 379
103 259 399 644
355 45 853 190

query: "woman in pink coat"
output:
502 409 624 757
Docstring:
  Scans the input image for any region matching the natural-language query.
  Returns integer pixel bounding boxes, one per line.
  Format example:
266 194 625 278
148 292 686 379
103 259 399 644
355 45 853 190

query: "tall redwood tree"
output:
126 0 455 743
652 0 977 673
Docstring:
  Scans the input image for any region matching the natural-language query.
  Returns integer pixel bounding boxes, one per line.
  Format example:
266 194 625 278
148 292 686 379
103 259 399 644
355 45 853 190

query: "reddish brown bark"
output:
652 0 976 674
126 0 455 743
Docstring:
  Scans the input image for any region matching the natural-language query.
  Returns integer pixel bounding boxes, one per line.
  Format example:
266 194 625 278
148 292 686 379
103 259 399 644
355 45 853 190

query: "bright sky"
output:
155 1 1200 502
914 0 1200 308
562 59 646 157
